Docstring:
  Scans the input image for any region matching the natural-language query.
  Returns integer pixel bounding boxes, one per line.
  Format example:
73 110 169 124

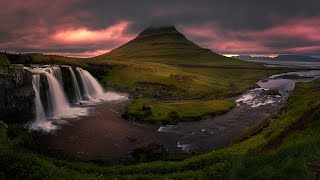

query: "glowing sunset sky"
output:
1 0 320 57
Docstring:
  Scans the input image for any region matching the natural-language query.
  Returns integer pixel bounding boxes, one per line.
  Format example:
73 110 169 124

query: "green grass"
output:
2 77 320 179
125 98 236 124
2 27 320 178
0 53 10 67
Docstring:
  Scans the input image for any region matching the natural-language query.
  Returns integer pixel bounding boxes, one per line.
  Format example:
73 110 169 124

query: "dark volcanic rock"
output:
261 89 281 96
0 69 34 122
85 63 114 81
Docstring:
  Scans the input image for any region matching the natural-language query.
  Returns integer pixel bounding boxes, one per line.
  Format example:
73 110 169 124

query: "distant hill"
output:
94 26 252 66
235 55 320 62
275 55 320 62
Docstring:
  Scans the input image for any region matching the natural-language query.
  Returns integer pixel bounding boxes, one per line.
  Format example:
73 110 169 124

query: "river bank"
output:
31 70 320 161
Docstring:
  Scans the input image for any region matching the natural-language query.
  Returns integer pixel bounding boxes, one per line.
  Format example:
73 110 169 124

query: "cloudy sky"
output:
1 0 320 57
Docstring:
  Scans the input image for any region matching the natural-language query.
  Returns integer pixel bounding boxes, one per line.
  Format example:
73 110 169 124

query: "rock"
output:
127 136 137 142
85 63 114 80
169 111 180 124
261 89 281 96
141 105 152 116
0 68 34 122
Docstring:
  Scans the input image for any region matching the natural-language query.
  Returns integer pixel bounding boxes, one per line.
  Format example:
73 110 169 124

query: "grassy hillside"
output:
1 78 320 179
92 26 284 123
94 26 255 66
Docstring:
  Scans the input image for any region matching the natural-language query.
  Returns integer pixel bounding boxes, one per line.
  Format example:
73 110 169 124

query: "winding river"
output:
34 69 320 160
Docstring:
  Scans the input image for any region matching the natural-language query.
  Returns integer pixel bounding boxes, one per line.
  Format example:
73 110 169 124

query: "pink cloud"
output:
180 17 320 56
46 49 111 58
0 20 134 57
52 21 134 44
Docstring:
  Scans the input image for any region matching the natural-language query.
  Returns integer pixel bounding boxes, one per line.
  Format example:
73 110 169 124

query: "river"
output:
34 69 320 160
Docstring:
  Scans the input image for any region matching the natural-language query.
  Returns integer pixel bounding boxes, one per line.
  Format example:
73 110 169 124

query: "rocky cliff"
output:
0 68 34 122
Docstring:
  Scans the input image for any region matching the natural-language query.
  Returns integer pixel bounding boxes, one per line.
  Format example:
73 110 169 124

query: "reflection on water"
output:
35 69 320 159
158 70 320 151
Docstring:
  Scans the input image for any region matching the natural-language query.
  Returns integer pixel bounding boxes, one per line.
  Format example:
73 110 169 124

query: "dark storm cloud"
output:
0 0 320 57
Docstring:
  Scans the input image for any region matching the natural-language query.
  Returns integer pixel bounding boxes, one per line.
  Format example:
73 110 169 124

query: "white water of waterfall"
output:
45 72 71 117
69 67 82 103
27 65 128 132
32 75 46 121
76 67 104 99
76 67 90 99
49 67 64 88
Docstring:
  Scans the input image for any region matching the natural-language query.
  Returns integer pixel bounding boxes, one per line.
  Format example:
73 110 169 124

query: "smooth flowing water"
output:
34 68 320 160
158 70 320 151
27 65 128 132
32 75 46 121
69 67 82 103
49 67 64 88
44 72 71 117
76 67 104 99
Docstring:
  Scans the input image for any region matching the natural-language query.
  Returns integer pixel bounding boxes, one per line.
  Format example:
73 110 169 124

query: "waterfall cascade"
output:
29 65 106 120
44 72 71 117
27 65 128 132
49 67 64 88
69 67 82 103
32 74 46 121
76 67 104 99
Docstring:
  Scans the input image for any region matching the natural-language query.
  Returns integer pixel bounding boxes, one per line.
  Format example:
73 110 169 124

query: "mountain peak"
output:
95 24 220 61
136 25 186 39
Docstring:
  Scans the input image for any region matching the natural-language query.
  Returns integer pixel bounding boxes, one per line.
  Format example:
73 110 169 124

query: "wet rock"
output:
169 111 180 124
85 63 114 80
261 89 281 96
127 136 137 142
0 68 34 122
141 105 152 116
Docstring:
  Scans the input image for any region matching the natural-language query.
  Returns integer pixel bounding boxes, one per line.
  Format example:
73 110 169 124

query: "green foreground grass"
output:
2 78 320 179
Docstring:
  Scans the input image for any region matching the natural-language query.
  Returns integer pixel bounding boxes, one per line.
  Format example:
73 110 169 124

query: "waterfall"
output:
28 65 128 132
76 67 90 99
76 67 104 99
69 67 82 103
29 65 110 121
32 75 46 121
49 66 64 88
44 72 71 117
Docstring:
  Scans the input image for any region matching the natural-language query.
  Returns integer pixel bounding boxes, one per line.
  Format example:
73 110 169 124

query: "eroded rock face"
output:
0 69 34 122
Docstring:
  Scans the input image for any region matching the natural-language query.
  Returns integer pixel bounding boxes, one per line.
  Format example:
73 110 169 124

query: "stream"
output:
33 69 320 160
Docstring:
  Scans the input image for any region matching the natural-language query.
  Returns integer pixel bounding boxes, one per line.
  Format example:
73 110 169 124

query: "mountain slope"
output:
94 26 252 66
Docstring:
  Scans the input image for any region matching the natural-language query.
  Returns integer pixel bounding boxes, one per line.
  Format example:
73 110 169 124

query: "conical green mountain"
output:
95 26 249 66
